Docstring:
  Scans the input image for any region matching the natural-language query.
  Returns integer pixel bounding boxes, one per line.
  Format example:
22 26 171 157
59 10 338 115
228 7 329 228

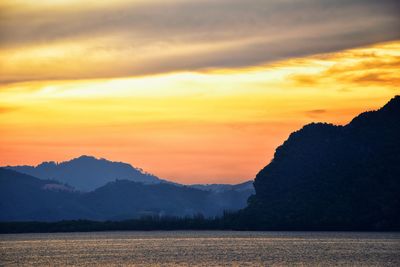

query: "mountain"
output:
236 96 400 230
5 155 162 191
0 168 86 221
82 180 213 220
0 168 252 221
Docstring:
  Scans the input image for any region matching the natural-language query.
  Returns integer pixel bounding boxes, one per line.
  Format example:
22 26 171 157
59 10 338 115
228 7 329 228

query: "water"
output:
1 231 399 266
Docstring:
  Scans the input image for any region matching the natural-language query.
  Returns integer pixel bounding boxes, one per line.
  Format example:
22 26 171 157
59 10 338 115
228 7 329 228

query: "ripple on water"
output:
1 231 400 266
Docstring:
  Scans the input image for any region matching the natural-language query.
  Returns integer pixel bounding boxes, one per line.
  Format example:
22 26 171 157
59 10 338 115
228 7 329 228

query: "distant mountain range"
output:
1 155 254 221
0 168 254 221
5 155 253 193
5 155 162 191
236 95 400 230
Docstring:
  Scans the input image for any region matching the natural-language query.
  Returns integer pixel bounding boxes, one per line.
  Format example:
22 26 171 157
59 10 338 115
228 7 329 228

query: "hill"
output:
236 96 400 230
0 168 85 221
5 155 161 191
0 168 252 221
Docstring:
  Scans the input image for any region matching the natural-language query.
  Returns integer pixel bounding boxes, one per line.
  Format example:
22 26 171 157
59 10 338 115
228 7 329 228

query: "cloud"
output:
305 109 327 118
0 0 399 83
290 42 400 89
307 109 326 114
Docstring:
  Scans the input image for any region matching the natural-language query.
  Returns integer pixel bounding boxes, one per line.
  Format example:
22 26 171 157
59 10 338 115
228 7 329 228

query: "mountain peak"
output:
75 155 97 160
348 95 400 127
68 155 106 164
380 95 400 113
37 161 57 168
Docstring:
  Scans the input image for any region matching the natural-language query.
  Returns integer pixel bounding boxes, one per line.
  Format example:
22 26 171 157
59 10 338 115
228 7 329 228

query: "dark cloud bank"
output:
0 0 399 81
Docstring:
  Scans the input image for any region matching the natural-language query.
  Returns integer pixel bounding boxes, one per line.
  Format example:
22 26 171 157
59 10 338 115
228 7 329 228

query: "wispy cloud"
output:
290 42 400 89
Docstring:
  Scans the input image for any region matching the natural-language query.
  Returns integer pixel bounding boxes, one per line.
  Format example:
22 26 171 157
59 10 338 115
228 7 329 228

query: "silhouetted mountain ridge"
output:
0 168 253 221
237 95 400 230
6 155 162 191
5 155 253 193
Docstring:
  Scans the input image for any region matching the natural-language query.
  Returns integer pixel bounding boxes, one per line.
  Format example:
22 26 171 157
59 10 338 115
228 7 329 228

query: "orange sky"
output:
0 1 399 184
1 41 399 183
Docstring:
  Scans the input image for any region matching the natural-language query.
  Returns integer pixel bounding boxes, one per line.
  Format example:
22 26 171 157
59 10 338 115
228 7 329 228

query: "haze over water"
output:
1 231 399 266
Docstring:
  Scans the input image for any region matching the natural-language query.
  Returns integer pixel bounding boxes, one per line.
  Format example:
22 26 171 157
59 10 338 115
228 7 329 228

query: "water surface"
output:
1 231 399 266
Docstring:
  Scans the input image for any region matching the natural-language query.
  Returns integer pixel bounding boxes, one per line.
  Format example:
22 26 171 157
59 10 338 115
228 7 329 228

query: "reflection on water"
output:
1 231 399 266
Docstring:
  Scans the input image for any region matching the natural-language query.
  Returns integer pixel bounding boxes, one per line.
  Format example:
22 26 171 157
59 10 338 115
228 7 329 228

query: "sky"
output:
0 0 399 184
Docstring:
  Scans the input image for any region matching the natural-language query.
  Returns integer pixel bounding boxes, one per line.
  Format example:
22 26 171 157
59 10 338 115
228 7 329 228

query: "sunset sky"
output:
1 0 399 184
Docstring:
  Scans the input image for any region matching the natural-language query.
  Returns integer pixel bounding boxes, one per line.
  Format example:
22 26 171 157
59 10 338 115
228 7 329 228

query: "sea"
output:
1 231 399 266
